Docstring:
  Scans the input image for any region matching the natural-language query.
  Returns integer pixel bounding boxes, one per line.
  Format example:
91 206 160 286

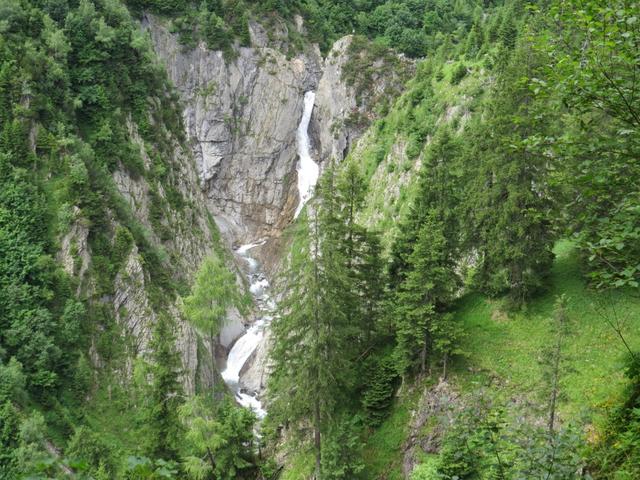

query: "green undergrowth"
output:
360 387 418 480
338 240 639 478
279 390 416 480
280 449 315 480
451 240 640 423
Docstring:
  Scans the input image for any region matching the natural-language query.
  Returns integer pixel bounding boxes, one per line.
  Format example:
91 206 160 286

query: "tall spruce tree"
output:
389 127 463 377
393 212 459 377
389 127 461 289
466 32 555 306
335 161 384 346
145 314 184 461
268 171 354 479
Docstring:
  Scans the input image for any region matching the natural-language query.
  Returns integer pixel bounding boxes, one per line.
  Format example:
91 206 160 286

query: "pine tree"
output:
465 21 483 58
387 128 463 378
361 353 399 426
498 6 518 49
466 35 555 307
145 314 184 462
268 172 354 480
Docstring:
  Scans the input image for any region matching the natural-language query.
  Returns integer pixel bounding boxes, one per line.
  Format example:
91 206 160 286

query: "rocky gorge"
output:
140 15 412 403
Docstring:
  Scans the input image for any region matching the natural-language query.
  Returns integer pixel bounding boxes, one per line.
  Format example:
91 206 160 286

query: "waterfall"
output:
221 241 272 419
294 91 319 218
221 92 318 420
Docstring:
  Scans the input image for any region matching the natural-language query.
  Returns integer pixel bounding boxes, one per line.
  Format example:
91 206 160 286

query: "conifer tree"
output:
145 314 184 462
268 171 353 480
335 161 384 345
387 128 463 377
498 6 518 49
393 212 459 377
466 34 555 306
465 21 483 58
183 255 244 386
179 395 256 480
389 127 461 289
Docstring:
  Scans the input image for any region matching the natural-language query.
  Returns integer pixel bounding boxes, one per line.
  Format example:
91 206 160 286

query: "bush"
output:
361 354 400 426
450 63 468 85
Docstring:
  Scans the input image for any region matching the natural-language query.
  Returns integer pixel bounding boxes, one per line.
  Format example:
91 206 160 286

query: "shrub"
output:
450 63 468 85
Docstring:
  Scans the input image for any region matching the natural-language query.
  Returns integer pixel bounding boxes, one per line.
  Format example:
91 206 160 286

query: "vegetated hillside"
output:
352 241 640 480
1 0 638 479
267 0 640 479
0 0 250 477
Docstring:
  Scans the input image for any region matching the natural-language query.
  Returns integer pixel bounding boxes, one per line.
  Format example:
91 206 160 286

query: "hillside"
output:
0 0 638 479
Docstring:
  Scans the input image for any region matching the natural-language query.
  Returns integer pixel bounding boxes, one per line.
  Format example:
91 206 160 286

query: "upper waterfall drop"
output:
294 91 319 219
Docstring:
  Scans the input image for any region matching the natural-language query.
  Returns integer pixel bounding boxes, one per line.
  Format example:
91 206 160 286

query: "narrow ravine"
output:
222 91 319 419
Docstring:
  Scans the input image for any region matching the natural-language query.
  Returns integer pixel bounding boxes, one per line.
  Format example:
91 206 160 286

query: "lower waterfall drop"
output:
221 241 273 419
222 92 318 419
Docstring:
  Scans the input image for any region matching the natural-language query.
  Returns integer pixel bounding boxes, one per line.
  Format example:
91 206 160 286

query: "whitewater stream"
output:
221 91 319 418
221 240 273 419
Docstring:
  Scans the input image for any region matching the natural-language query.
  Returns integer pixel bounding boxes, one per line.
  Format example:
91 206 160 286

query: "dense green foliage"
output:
542 0 640 290
183 254 246 387
179 395 257 479
590 355 640 479
0 0 248 476
268 165 385 479
270 0 640 478
1 0 638 477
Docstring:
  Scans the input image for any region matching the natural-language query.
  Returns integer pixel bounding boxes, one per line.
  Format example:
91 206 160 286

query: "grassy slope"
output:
358 240 640 479
453 240 640 421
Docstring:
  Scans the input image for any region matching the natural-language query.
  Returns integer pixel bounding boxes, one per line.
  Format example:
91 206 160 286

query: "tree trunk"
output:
206 447 216 473
442 351 448 380
314 397 322 480
548 336 561 434
420 330 429 374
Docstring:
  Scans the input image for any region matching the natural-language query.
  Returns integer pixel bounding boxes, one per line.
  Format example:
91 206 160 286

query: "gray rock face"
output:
313 36 414 166
402 381 459 478
313 36 359 164
108 132 222 393
57 206 91 293
56 115 231 393
146 15 323 243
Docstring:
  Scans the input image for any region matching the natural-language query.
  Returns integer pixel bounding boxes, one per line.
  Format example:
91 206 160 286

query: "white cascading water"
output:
294 91 319 218
221 240 273 419
221 92 318 419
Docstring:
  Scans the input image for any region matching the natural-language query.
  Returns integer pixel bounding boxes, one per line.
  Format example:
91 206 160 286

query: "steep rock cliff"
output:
146 15 323 243
57 119 230 394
